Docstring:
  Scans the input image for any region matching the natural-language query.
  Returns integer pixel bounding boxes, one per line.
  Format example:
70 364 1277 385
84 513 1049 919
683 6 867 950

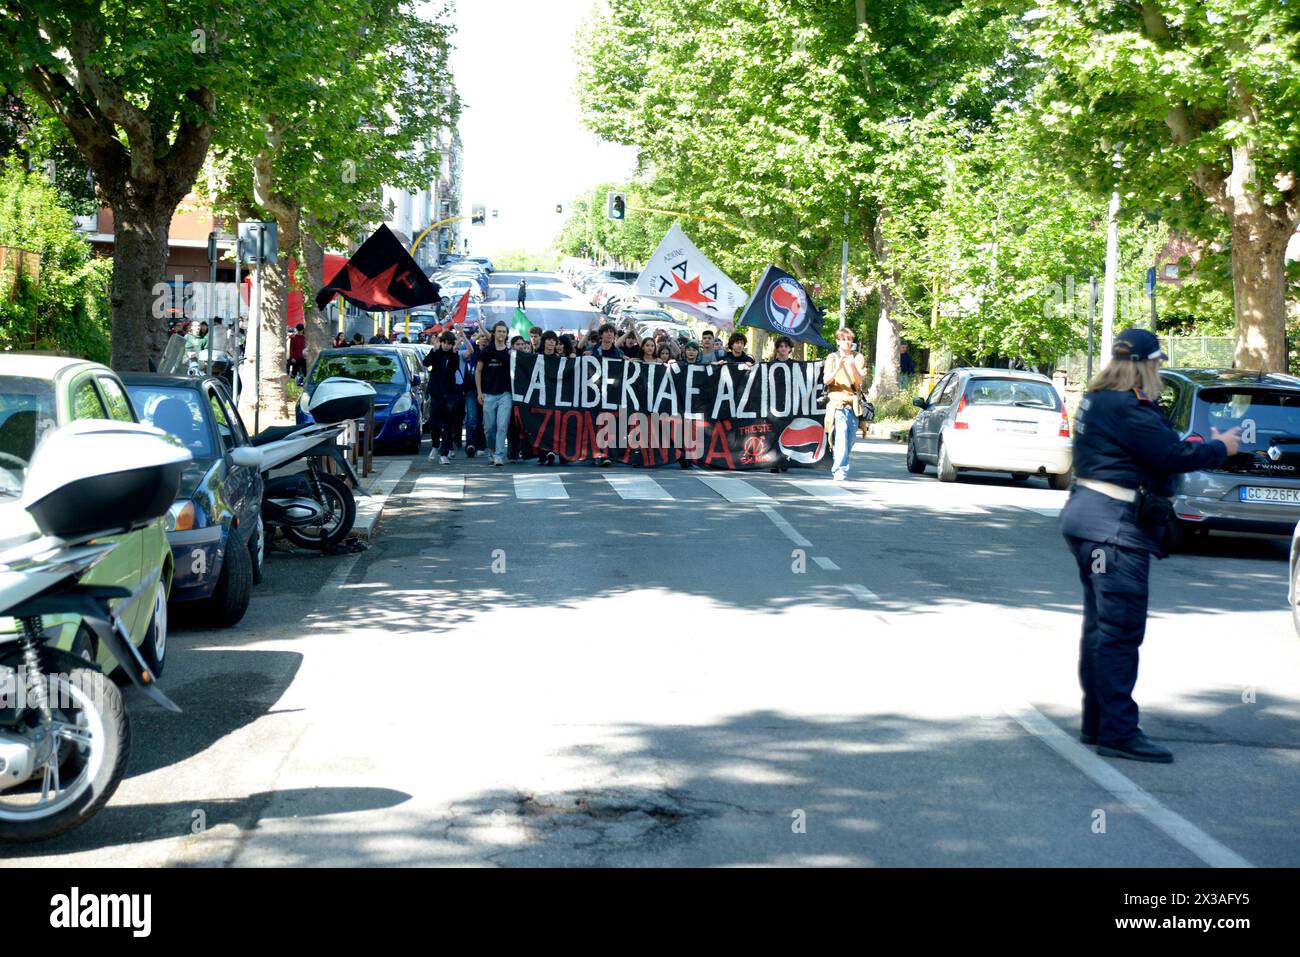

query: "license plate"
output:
994 420 1037 434
1239 486 1300 505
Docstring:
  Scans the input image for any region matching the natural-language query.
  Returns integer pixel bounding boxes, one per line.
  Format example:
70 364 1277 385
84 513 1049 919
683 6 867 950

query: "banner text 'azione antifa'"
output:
508 353 831 470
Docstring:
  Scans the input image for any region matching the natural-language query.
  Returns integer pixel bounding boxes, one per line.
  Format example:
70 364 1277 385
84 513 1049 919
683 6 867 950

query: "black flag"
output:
315 224 440 312
736 265 833 349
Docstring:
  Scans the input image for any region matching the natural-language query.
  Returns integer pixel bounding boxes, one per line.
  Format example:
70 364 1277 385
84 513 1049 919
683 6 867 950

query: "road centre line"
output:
1004 701 1254 868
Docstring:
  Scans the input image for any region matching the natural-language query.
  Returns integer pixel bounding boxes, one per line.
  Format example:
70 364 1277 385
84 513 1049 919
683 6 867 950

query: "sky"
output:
449 0 637 257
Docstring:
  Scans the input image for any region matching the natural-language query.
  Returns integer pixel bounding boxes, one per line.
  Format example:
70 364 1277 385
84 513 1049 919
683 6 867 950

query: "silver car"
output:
1157 369 1300 548
906 368 1073 488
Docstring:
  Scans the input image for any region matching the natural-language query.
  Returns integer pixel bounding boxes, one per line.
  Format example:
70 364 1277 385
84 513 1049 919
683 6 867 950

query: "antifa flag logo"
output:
779 418 827 464
766 277 809 334
314 224 439 312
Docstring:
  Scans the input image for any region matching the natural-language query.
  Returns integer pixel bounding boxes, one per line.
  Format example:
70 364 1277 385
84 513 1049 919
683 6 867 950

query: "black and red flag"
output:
315 224 440 312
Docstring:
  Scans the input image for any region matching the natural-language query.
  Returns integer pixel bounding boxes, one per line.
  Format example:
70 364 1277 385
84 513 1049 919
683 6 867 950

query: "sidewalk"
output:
351 458 413 540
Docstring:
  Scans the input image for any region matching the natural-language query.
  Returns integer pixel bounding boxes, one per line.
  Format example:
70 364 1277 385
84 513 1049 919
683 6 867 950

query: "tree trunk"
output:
108 203 174 371
869 215 900 397
300 224 332 360
1230 211 1293 372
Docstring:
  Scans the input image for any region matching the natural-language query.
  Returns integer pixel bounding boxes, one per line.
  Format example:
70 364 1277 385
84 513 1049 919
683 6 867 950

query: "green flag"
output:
511 307 534 338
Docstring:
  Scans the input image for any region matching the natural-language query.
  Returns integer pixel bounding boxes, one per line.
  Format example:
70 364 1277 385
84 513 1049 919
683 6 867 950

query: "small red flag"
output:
450 289 470 325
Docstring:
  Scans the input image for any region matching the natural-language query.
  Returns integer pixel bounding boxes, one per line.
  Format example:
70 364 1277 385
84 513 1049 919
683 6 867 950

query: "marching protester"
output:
476 321 513 467
351 332 365 346
557 334 575 358
699 330 725 364
459 329 486 457
718 332 755 368
529 325 542 353
332 332 347 349
639 337 658 362
621 330 642 358
681 340 703 365
423 331 461 465
773 336 794 362
1059 328 1240 764
822 326 868 482
516 278 528 310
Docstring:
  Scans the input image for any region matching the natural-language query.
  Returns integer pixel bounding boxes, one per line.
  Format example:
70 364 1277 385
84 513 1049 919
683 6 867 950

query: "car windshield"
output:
128 385 214 457
0 376 59 495
964 378 1061 411
311 354 405 387
1193 388 1300 450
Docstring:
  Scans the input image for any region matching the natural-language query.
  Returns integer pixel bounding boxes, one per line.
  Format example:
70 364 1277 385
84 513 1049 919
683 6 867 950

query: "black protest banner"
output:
508 353 831 470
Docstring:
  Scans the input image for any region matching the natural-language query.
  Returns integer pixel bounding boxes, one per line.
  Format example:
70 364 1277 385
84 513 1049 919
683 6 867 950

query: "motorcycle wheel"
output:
0 652 130 843
281 473 356 549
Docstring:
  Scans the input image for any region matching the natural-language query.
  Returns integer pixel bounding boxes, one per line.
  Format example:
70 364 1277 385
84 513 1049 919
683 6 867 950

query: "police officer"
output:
1060 328 1240 763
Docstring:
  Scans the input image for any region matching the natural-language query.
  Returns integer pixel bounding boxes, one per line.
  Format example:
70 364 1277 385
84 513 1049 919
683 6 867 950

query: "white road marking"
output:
514 474 569 500
1004 701 1254 868
411 473 465 500
843 583 880 602
1019 506 1063 518
787 479 885 510
603 473 673 501
813 556 840 571
695 474 774 503
756 504 812 547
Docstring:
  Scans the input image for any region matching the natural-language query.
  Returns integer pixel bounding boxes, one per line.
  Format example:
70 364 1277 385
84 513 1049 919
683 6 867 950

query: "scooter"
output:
0 420 188 843
248 377 376 551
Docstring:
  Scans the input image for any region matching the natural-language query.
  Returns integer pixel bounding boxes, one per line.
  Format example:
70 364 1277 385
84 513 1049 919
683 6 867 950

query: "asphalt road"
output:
5 270 1298 868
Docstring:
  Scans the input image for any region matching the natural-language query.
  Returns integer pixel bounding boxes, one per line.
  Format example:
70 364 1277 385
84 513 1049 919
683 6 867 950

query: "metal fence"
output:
1061 335 1234 388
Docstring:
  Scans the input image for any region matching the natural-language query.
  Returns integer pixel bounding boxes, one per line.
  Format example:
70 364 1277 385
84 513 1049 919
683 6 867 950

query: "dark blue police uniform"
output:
1060 378 1227 757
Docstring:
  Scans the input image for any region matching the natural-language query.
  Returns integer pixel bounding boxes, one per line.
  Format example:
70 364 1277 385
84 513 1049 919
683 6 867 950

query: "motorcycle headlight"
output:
391 394 413 415
165 500 198 532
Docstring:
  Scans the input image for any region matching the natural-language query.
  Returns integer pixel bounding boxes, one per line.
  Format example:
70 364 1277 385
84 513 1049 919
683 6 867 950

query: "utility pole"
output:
838 202 849 329
1100 189 1120 360
1087 275 1097 383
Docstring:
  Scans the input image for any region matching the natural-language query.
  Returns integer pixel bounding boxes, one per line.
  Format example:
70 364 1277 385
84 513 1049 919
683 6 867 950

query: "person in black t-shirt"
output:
476 321 513 466
717 332 755 368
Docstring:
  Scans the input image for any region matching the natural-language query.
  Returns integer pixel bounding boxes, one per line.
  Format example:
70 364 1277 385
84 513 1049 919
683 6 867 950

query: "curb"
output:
351 459 413 541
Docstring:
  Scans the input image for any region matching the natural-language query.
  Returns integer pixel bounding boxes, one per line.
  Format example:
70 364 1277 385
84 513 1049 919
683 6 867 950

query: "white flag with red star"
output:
632 223 748 322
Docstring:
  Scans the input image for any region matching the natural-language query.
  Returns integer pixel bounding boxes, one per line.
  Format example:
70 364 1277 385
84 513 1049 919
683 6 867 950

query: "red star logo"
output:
667 273 715 307
344 262 408 309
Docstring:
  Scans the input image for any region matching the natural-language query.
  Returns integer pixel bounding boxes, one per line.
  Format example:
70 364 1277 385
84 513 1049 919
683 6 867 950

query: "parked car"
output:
1156 369 1300 547
299 349 423 454
0 354 173 674
123 374 264 627
907 368 1072 489
374 344 431 428
466 256 495 274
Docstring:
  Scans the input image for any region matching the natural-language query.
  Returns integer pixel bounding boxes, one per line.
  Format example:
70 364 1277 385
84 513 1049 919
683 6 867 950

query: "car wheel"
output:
905 434 927 474
937 442 957 483
1047 471 1072 491
205 534 252 628
141 574 169 676
248 518 265 586
69 625 97 666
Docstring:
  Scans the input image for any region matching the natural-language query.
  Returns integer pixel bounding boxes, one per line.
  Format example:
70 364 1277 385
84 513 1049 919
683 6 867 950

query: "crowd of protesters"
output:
416 319 825 472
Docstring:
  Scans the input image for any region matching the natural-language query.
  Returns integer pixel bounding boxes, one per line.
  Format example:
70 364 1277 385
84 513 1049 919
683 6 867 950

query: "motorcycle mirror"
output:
228 446 263 469
23 420 192 543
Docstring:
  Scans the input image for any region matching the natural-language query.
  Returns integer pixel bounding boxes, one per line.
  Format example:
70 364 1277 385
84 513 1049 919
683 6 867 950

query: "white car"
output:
906 368 1073 489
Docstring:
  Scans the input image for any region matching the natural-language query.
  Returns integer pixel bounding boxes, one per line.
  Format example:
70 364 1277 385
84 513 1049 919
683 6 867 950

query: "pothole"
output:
511 789 703 847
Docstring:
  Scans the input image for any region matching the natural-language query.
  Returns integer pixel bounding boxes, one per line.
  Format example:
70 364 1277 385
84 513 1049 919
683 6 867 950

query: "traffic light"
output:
606 191 627 221
471 204 486 225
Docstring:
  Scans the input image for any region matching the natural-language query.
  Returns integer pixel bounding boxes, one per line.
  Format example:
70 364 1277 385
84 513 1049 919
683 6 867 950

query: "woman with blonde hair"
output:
822 326 868 481
1059 328 1240 764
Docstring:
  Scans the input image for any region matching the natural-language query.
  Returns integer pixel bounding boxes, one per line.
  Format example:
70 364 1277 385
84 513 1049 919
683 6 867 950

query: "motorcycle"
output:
248 377 375 551
0 420 188 843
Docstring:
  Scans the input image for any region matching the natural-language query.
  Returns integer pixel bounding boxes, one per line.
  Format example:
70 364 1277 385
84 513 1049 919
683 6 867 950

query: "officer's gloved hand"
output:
1211 427 1242 456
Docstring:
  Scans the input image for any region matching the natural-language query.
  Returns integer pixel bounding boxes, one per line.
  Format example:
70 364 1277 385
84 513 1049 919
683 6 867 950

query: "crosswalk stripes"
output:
411 473 465 500
602 473 673 501
785 479 886 510
693 474 774 503
513 474 570 500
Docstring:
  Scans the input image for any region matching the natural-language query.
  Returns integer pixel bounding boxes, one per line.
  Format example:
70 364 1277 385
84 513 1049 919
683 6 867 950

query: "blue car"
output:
123 374 265 627
298 348 424 454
